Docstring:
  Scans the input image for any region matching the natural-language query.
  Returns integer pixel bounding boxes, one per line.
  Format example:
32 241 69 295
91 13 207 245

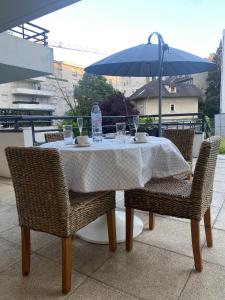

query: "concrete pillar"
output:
215 29 225 137
220 29 225 113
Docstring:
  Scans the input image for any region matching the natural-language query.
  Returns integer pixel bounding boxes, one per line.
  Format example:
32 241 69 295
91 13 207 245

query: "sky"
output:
35 0 225 67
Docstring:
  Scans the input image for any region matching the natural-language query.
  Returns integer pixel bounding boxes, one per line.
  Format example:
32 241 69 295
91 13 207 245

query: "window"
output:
170 86 176 93
138 104 144 114
170 104 175 112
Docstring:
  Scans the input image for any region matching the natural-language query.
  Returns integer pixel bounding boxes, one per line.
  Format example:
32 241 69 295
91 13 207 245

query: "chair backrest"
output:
163 128 195 162
191 136 221 215
45 132 64 143
5 147 71 237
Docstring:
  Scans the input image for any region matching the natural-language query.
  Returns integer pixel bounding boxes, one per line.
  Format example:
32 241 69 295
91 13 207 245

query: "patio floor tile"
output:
212 191 225 208
0 183 16 205
92 241 192 300
0 177 12 185
68 278 139 300
180 262 225 300
37 237 115 276
202 228 225 267
0 226 57 252
0 206 18 233
213 207 225 230
0 253 87 299
214 173 225 181
0 237 21 272
135 215 206 257
213 180 225 193
0 200 11 212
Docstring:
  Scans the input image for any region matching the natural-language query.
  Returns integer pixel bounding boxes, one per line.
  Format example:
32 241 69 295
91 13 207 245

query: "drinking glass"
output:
133 116 139 135
77 117 83 135
116 122 126 143
63 125 73 145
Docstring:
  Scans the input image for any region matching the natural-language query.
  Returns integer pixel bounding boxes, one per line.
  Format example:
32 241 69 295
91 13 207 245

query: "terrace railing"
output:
9 22 49 46
0 113 207 146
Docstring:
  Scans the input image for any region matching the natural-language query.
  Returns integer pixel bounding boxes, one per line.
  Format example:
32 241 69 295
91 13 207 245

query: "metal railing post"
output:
15 119 19 130
201 113 205 133
31 121 36 146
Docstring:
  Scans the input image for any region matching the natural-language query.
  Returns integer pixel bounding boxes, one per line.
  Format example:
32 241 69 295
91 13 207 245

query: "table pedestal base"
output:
76 209 143 244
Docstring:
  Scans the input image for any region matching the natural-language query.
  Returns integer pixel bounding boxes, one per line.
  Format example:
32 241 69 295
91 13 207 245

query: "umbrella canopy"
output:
85 32 216 136
85 44 216 77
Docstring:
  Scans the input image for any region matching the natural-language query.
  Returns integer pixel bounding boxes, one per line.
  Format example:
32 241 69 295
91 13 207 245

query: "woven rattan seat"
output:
125 136 221 272
163 128 195 179
69 190 116 232
44 132 64 143
138 178 192 200
5 147 117 294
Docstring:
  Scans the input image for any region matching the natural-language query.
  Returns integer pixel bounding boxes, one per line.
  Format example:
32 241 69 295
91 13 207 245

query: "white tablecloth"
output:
41 137 190 193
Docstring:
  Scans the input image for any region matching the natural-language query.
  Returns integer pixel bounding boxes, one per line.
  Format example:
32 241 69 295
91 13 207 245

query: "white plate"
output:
133 140 148 144
74 143 91 147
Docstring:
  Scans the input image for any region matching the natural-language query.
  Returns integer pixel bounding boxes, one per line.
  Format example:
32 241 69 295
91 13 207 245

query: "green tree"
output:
74 73 116 115
199 42 222 118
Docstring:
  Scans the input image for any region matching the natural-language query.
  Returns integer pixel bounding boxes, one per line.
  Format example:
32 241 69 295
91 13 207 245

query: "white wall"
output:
136 97 198 116
215 114 225 137
0 129 33 177
220 29 225 113
0 32 53 84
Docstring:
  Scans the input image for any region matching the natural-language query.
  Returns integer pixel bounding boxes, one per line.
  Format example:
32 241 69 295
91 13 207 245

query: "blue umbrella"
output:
85 32 216 136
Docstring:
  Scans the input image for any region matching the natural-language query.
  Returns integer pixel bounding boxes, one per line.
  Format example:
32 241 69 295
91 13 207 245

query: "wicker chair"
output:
44 132 64 143
5 147 116 294
125 137 221 272
163 128 195 179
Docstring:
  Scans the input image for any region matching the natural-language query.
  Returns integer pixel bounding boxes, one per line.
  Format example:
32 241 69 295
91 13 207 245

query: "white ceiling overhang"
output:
0 0 80 33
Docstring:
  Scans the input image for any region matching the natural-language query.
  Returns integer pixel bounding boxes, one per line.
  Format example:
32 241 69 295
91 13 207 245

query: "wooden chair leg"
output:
126 207 134 252
191 220 202 272
149 212 155 230
21 226 30 276
107 208 117 252
62 236 72 294
204 207 213 247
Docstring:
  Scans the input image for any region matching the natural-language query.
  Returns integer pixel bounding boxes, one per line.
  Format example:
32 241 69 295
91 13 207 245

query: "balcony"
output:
12 88 54 98
12 102 55 111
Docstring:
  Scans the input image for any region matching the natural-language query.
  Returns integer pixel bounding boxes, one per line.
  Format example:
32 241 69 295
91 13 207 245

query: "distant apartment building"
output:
0 77 55 111
0 61 83 116
106 75 150 97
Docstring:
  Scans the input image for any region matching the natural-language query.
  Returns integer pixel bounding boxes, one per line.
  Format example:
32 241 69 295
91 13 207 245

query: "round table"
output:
41 137 190 243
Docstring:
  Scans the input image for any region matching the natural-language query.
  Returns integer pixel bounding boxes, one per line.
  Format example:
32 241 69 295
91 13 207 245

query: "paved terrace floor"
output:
0 156 225 300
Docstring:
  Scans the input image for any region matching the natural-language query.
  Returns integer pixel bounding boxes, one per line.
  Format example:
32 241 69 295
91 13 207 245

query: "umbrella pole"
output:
149 32 165 137
158 37 163 137
158 74 162 137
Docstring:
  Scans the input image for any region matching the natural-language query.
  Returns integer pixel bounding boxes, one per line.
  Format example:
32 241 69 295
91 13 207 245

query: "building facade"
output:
130 78 202 118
